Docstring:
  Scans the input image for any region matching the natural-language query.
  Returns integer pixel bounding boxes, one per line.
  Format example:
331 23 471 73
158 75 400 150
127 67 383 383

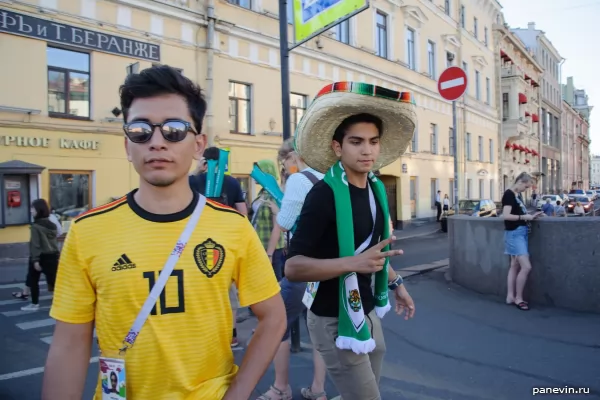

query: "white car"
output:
536 194 562 210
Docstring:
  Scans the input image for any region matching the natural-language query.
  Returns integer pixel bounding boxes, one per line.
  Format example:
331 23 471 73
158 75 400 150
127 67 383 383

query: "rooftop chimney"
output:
528 22 535 30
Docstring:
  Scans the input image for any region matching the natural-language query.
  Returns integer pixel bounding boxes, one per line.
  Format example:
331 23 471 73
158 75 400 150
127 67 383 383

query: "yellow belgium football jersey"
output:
50 190 281 399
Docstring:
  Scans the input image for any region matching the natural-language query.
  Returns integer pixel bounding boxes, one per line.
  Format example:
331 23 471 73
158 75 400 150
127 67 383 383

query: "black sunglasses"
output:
123 119 197 143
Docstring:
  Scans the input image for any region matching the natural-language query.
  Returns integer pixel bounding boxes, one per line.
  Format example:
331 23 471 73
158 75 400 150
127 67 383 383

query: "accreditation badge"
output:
99 355 127 400
302 281 320 309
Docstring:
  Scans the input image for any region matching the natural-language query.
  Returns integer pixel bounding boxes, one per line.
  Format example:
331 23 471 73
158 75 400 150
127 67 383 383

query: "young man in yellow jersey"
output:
42 65 286 400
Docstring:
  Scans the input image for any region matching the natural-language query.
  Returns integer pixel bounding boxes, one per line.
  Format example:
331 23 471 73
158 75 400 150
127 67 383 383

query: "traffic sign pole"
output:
437 66 468 215
452 100 458 214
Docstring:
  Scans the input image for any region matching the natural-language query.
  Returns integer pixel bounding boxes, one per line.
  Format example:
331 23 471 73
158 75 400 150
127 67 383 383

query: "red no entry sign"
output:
438 67 468 101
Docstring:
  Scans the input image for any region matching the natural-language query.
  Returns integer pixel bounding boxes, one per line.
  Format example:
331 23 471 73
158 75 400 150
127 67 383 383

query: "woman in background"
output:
21 199 60 311
502 173 542 311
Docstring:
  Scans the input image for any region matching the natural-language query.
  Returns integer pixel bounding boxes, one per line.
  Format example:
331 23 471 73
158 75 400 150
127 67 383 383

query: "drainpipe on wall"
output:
558 57 566 191
204 0 216 147
496 28 509 196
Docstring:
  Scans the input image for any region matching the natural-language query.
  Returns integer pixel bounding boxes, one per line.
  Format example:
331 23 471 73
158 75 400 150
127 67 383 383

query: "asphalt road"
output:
3 232 600 399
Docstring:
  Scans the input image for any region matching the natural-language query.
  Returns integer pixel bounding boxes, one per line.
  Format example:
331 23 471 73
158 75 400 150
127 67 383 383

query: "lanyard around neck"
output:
120 195 206 353
354 184 376 256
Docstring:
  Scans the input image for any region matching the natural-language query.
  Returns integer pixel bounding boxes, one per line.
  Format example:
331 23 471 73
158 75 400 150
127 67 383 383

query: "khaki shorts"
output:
229 283 239 311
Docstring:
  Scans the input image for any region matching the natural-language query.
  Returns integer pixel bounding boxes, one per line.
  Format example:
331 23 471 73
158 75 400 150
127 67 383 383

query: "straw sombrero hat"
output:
294 82 417 173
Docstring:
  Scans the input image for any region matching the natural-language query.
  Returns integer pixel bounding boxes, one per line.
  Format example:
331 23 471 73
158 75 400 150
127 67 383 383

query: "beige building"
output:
0 0 502 255
561 100 591 190
494 18 543 199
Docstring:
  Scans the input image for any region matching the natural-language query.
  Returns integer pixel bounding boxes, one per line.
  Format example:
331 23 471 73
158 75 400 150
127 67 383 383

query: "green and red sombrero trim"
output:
315 82 416 105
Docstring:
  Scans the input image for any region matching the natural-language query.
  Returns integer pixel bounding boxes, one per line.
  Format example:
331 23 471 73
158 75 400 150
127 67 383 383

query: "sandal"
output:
257 385 292 400
301 386 327 399
12 291 29 300
515 302 529 311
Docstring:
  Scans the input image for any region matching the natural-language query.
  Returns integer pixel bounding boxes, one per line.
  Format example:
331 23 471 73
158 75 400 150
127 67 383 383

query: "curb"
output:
394 228 442 241
396 259 449 278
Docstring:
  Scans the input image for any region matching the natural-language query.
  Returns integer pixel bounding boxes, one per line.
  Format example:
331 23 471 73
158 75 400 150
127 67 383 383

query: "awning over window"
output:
501 50 512 62
525 112 531 117
524 74 531 80
518 93 528 104
505 141 511 149
530 80 539 87
532 113 540 123
0 160 45 174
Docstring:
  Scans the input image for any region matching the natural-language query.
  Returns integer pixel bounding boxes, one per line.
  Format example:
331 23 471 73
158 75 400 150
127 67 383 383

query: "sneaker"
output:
231 337 239 348
21 304 40 311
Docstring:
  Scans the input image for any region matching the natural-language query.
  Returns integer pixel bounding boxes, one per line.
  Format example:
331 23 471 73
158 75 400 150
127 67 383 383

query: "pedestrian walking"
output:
555 200 567 217
443 194 449 212
42 65 286 400
435 190 442 221
286 82 417 400
19 199 60 311
503 172 542 311
257 139 328 400
251 159 286 282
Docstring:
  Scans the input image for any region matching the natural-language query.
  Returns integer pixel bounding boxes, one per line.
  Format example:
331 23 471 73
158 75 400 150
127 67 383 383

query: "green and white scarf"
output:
324 161 391 354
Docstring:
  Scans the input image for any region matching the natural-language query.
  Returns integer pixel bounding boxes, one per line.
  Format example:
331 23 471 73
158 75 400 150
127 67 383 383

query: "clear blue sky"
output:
500 0 598 154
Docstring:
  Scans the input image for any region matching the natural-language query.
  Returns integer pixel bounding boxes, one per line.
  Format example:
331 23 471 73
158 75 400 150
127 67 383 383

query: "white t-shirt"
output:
443 198 449 206
276 167 324 232
48 213 63 236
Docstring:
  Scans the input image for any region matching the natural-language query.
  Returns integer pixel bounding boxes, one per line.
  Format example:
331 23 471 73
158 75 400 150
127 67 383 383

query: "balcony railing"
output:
501 65 522 79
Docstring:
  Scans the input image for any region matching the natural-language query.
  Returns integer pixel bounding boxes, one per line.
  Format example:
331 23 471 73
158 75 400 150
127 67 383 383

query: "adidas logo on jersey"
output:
112 254 136 271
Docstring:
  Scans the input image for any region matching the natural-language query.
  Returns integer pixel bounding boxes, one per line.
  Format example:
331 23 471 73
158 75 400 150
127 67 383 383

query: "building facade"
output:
591 155 600 188
0 0 502 255
494 18 542 199
562 76 593 190
511 22 563 194
561 101 591 190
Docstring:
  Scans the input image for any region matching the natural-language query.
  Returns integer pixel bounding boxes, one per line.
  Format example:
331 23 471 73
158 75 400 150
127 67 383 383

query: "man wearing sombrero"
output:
286 82 417 400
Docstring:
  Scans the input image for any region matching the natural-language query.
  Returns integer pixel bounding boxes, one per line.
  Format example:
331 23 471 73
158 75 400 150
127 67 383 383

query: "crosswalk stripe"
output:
0 281 47 289
0 295 52 307
1 307 51 317
0 357 99 381
16 318 56 330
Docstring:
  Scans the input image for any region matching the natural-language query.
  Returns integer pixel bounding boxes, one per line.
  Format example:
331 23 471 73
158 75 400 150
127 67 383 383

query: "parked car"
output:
569 189 586 196
536 194 563 210
567 196 594 215
585 190 597 200
446 199 498 217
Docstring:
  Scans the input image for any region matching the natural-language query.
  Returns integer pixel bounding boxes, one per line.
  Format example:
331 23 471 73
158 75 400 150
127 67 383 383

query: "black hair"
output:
332 113 383 145
31 199 50 220
203 147 220 160
119 65 206 134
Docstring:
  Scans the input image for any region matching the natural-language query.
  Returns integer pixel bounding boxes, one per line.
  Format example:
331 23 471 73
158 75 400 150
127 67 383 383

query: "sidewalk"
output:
393 220 441 240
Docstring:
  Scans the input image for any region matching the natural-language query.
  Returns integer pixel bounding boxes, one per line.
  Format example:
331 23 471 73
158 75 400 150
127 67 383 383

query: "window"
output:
444 0 450 16
427 41 436 78
502 93 509 119
431 179 438 208
47 47 90 119
473 17 478 38
490 179 494 201
406 28 416 70
50 171 92 230
475 70 481 100
466 132 471 160
460 5 465 28
467 178 472 198
484 27 489 46
479 179 484 199
290 93 307 135
478 135 483 161
485 77 491 104
462 62 468 91
489 139 494 163
334 19 350 44
411 125 418 152
430 123 437 154
227 0 250 9
228 81 251 134
449 127 454 156
375 11 388 58
446 51 454 67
